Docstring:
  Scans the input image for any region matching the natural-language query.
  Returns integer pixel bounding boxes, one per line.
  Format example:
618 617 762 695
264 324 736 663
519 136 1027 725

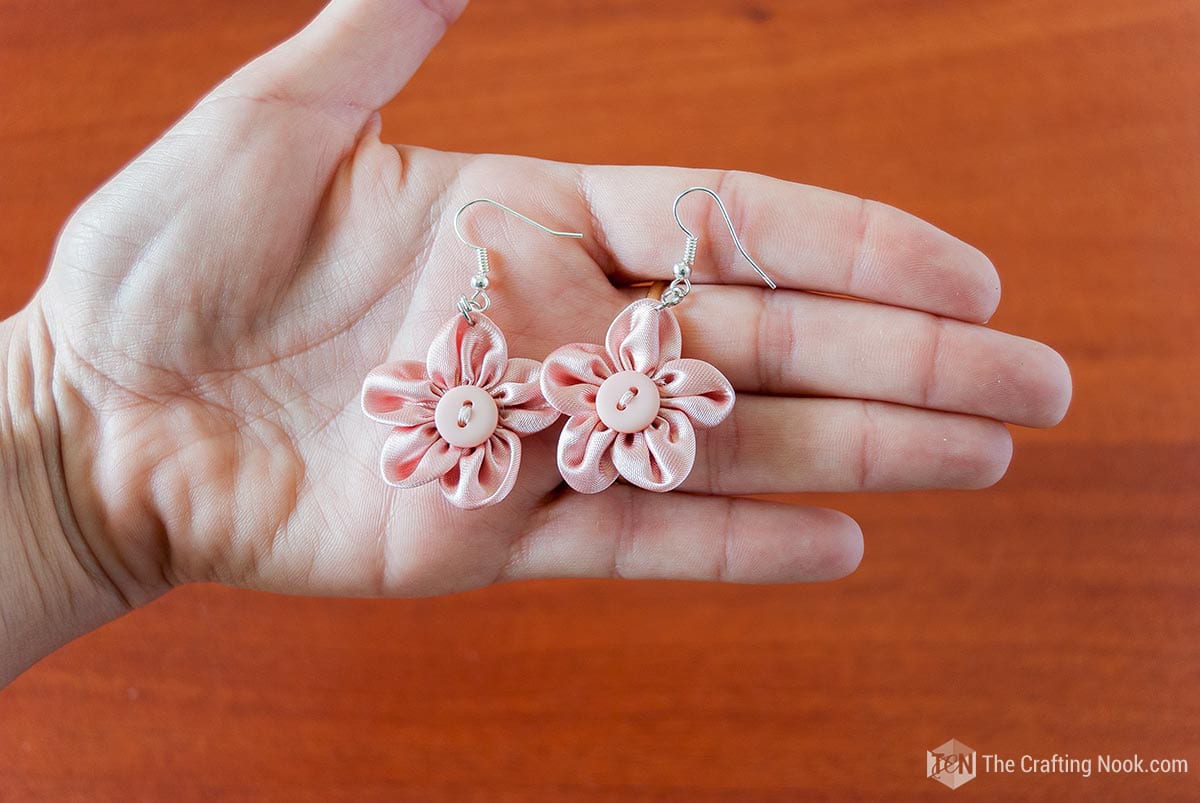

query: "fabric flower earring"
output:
540 187 777 494
361 200 582 509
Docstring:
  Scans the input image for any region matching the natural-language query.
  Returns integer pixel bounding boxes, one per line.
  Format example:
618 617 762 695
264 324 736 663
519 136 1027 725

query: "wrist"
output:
0 307 140 685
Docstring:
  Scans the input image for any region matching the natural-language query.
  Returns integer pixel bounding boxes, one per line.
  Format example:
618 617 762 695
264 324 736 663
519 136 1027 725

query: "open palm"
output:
33 0 1070 605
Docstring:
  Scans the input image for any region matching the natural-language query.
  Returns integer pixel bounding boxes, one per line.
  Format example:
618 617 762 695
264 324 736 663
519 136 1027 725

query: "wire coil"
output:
681 235 698 268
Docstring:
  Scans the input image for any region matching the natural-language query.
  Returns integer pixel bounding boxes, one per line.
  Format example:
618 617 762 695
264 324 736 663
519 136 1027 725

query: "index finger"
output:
574 165 1001 323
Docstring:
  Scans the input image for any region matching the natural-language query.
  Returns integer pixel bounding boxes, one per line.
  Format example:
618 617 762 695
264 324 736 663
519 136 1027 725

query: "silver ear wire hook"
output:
657 186 778 309
453 199 584 324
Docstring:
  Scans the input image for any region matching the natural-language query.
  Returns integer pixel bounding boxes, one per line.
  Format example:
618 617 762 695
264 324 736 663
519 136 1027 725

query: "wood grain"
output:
1 0 1197 799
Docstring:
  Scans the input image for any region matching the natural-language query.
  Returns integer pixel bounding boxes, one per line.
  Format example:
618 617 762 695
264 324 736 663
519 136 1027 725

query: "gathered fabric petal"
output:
655 357 736 428
439 428 522 509
425 312 509 390
610 408 696 492
540 342 615 417
500 405 562 436
380 422 461 488
490 357 543 405
556 415 620 494
361 360 439 426
605 299 682 374
492 357 560 435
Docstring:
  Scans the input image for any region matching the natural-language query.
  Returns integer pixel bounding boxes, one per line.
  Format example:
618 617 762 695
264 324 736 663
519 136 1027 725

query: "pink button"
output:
596 371 661 433
434 385 499 448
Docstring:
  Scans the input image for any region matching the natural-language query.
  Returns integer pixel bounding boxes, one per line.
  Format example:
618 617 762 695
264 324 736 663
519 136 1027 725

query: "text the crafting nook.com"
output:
981 753 1189 778
927 739 1189 790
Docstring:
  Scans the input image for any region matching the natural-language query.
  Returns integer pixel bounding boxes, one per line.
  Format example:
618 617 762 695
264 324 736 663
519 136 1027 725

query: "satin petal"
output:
604 299 682 374
540 342 615 417
655 357 736 429
492 357 560 435
379 422 460 488
439 427 522 509
426 312 509 390
361 360 438 426
611 408 696 492
556 414 619 494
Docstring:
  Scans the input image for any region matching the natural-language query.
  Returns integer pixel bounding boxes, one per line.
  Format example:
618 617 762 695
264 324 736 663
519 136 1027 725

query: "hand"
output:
5 0 1070 655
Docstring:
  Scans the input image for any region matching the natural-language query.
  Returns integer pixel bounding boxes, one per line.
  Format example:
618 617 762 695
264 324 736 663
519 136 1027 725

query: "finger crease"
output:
846 195 873 298
611 487 635 580
857 399 882 490
574 165 616 277
715 497 736 583
922 315 947 409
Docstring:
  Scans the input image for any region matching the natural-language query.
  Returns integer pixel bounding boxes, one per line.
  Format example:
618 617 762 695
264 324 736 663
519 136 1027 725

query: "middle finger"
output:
629 285 1071 429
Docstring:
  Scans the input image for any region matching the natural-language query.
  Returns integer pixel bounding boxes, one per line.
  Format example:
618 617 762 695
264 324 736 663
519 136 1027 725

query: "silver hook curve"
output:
453 198 583 251
673 187 777 290
451 199 583 324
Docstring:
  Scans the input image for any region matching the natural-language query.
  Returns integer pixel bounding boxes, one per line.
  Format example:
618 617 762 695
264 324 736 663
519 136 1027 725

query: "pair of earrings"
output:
361 189 776 509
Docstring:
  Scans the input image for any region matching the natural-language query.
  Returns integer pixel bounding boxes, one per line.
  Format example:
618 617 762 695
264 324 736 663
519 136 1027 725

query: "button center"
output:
596 371 660 433
435 385 499 448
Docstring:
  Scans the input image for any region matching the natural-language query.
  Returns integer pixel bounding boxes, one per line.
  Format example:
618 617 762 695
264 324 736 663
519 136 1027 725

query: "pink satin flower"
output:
361 313 559 509
540 299 735 493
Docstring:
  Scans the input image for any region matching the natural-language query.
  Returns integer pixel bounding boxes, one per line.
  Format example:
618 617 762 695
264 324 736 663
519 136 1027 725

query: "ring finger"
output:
681 395 1013 494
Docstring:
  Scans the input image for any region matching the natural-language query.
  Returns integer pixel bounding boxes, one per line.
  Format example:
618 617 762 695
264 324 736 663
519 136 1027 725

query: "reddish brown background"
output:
2 0 1198 800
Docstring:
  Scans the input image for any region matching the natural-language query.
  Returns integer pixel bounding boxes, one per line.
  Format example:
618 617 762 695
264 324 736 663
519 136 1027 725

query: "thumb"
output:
215 0 468 125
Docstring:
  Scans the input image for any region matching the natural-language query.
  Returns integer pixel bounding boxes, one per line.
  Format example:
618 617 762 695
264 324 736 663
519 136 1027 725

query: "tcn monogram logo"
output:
927 739 977 789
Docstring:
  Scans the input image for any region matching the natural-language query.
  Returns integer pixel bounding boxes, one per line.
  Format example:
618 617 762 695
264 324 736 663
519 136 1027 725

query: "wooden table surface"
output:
2 1 1198 800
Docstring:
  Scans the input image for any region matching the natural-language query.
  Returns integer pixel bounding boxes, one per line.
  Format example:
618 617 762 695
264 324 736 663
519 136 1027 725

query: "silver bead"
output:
672 262 691 280
470 274 489 290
